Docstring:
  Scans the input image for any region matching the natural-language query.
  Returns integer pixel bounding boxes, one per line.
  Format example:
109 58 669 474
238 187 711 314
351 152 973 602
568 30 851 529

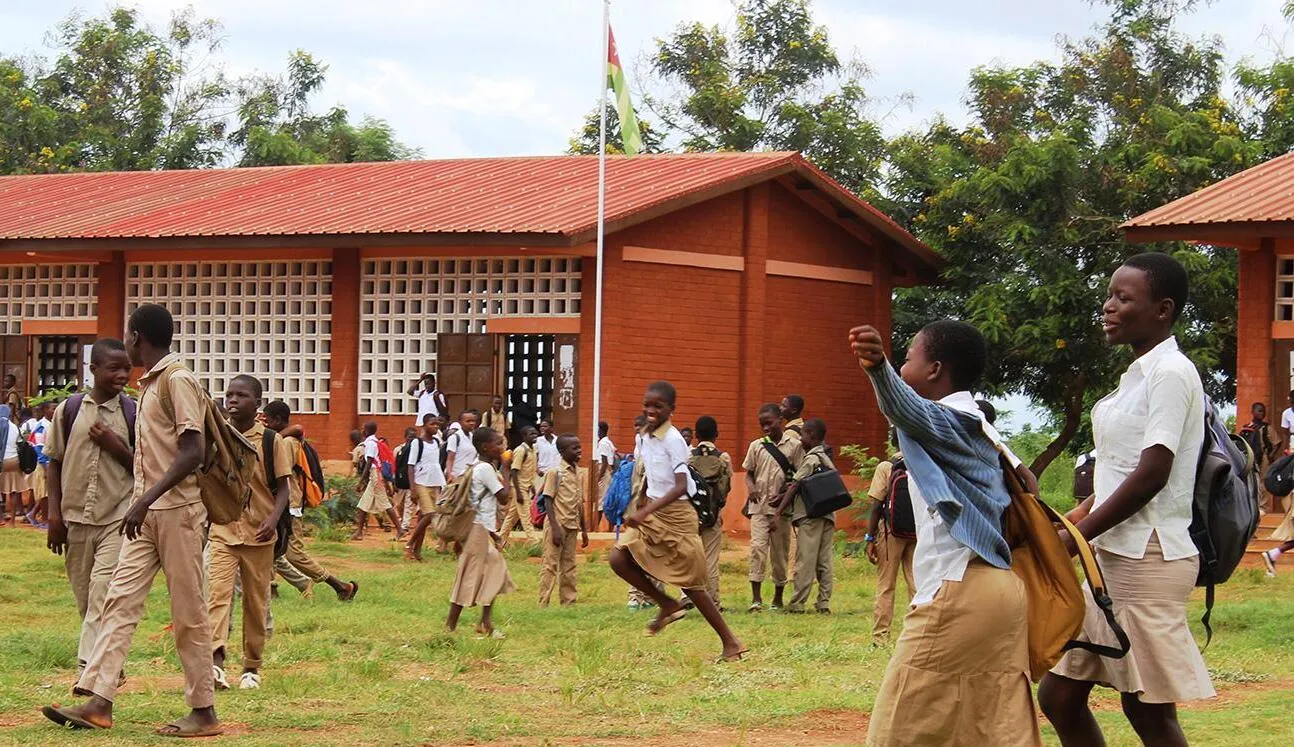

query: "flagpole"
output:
592 0 609 526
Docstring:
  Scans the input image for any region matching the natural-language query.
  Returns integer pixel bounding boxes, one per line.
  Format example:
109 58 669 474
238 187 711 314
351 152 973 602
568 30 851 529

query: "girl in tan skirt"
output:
1040 253 1214 746
608 381 745 662
445 427 515 638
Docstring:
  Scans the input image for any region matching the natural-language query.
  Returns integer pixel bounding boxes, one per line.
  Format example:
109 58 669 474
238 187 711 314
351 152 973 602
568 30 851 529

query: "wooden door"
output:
1272 340 1294 449
551 334 579 436
437 333 496 418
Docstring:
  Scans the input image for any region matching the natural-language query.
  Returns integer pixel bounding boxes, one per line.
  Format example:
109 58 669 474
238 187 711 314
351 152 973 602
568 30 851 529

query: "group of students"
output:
0 393 56 529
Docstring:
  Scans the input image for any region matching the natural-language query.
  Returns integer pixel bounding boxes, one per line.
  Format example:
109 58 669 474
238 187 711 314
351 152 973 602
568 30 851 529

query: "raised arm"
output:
850 325 969 450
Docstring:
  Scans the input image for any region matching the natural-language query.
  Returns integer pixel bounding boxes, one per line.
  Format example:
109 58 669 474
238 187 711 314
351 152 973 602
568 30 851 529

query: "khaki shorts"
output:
413 484 442 513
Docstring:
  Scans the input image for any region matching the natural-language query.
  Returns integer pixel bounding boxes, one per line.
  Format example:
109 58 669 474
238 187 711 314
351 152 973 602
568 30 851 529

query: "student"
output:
407 373 448 426
538 434 589 606
1074 450 1097 503
773 418 836 614
2 373 19 420
405 414 448 561
593 421 616 530
445 410 480 480
679 427 694 449
781 394 806 440
261 401 358 600
691 415 732 609
2 401 27 526
742 403 804 612
30 401 55 528
535 419 560 476
850 320 1039 746
206 375 292 691
1039 253 1214 746
393 426 419 531
865 431 915 644
500 425 539 545
348 429 364 475
1282 390 1294 454
43 304 221 737
1240 402 1280 513
45 339 135 682
625 415 661 611
445 427 515 638
609 381 745 661
481 395 510 437
352 422 403 541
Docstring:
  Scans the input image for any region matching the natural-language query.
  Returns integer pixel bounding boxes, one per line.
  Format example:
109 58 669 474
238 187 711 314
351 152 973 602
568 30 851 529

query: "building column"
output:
330 247 361 458
1237 239 1276 418
737 184 771 450
96 251 126 340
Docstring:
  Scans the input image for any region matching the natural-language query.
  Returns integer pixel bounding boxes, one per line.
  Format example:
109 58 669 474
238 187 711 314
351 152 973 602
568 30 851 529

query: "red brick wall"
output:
1236 241 1276 419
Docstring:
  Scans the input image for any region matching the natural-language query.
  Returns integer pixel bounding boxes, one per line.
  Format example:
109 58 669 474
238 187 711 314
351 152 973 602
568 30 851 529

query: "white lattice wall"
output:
1278 257 1294 322
359 256 582 415
0 264 98 335
126 261 333 414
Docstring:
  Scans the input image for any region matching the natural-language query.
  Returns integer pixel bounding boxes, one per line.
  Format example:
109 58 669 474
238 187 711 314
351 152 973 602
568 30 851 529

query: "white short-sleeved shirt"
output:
595 436 616 466
469 461 503 529
0 418 20 461
536 435 560 473
634 422 694 501
363 434 379 463
1282 408 1294 449
1091 336 1203 560
446 428 478 479
415 389 445 425
410 437 446 488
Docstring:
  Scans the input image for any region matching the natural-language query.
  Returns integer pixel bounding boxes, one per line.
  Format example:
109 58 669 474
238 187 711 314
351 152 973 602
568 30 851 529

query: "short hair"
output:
1253 402 1267 410
539 418 553 427
784 394 805 415
90 338 127 364
404 427 418 439
919 320 987 391
598 420 609 436
521 424 538 436
229 374 263 399
19 407 32 420
349 429 362 442
975 399 997 426
1122 252 1189 322
803 417 827 439
128 304 175 348
758 402 782 419
473 426 500 449
422 413 437 425
362 421 377 435
646 381 677 407
556 433 580 451
263 400 291 422
695 415 719 442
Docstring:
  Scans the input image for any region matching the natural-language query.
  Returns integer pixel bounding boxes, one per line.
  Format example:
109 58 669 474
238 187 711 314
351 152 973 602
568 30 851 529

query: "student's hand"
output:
866 539 879 564
551 526 564 547
283 424 305 440
624 508 648 529
848 325 886 369
47 516 68 555
255 515 279 544
87 421 126 451
122 501 149 541
581 530 589 548
1057 528 1079 558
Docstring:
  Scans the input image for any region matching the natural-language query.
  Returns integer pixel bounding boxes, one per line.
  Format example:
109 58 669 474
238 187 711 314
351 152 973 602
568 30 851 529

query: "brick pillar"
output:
737 184 771 449
330 248 361 459
1237 240 1276 418
96 251 126 340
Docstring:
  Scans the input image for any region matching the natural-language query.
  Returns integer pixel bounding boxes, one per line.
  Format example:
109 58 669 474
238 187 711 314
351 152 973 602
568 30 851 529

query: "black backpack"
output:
1265 452 1294 497
261 430 293 559
689 445 731 530
884 457 916 539
685 464 719 529
393 441 413 491
3 419 38 475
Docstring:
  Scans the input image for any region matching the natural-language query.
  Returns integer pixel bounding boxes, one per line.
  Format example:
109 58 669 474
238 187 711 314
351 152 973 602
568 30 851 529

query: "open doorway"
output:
505 334 554 441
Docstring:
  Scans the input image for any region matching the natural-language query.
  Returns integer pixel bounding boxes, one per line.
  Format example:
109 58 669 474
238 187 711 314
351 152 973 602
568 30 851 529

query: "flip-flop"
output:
645 608 687 637
339 580 359 602
42 704 111 730
155 721 224 738
716 648 750 664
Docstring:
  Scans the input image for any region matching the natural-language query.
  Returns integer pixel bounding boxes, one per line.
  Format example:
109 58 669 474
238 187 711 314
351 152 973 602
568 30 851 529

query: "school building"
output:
0 153 940 508
1123 151 1294 417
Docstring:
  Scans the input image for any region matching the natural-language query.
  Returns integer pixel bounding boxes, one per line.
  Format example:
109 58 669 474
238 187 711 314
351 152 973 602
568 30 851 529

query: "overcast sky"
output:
2 1 1291 159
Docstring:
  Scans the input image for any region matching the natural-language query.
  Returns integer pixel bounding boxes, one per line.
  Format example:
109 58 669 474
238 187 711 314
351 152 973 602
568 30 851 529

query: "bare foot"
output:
719 641 749 662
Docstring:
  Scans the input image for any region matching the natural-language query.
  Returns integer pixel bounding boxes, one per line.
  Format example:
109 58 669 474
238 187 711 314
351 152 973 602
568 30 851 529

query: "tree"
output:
886 0 1262 476
567 103 665 155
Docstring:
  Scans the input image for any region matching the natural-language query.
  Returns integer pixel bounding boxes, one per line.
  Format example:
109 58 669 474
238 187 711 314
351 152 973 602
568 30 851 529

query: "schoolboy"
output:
207 375 292 691
538 434 589 606
535 419 559 476
482 395 510 437
353 422 403 541
404 413 448 561
594 420 616 530
773 418 836 614
500 425 539 544
43 304 221 737
742 403 804 612
262 401 358 601
691 415 732 609
866 430 915 643
444 410 480 481
393 426 418 531
781 394 806 440
45 339 135 682
406 373 448 427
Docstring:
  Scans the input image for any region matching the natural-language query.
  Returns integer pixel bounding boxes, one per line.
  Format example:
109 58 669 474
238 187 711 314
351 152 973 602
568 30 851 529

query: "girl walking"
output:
445 427 515 638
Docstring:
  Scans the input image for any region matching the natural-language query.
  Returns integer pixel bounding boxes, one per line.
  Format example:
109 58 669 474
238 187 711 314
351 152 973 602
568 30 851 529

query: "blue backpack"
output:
602 456 636 533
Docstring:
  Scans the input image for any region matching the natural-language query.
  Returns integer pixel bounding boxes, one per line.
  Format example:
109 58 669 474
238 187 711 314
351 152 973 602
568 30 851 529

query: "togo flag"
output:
606 26 643 156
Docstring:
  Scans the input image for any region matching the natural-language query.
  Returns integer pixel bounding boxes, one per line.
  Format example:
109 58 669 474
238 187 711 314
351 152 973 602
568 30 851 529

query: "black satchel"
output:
799 466 852 519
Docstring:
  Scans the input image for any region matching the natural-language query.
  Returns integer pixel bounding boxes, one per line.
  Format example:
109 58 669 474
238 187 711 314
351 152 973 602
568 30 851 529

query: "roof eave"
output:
1122 220 1294 247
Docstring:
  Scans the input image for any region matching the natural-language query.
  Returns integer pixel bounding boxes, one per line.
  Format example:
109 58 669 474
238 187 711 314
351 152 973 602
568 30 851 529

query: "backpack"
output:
61 393 138 451
1265 452 1294 497
999 451 1130 681
1 418 38 474
689 445 731 530
1238 422 1271 468
1191 399 1261 645
531 467 552 530
289 437 326 509
259 430 294 558
155 363 256 525
884 458 916 540
602 456 636 532
432 462 479 543
393 441 413 491
376 439 397 483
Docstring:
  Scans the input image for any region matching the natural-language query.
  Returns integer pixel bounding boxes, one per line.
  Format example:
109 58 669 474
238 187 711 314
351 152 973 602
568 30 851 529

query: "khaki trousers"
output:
207 539 274 671
283 516 331 583
275 555 312 593
748 512 790 585
65 521 124 664
873 529 916 642
789 517 834 611
700 517 724 606
76 502 213 708
538 523 579 606
499 486 536 539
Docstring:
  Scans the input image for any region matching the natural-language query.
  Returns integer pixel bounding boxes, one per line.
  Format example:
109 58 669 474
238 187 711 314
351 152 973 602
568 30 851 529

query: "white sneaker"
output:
212 665 230 690
239 671 262 690
627 600 641 610
1264 550 1278 578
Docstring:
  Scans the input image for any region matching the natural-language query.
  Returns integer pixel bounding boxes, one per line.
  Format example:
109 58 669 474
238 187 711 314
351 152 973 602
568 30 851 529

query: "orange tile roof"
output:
0 152 940 270
1123 152 1294 242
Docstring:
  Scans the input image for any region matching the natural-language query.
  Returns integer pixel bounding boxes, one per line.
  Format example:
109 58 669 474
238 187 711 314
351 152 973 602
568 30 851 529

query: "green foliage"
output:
308 474 360 531
567 103 665 155
837 443 881 525
25 381 82 407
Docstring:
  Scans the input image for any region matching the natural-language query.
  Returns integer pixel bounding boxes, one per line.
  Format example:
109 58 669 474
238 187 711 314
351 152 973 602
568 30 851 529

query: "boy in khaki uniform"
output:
742 403 804 612
45 339 136 679
208 375 292 691
501 425 540 543
44 304 221 737
774 418 836 614
538 435 589 606
690 416 732 609
866 443 916 643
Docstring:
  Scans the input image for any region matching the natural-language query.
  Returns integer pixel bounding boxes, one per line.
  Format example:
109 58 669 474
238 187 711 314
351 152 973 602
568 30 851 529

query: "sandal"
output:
716 648 750 664
473 625 505 639
645 608 687 637
155 719 224 738
338 579 359 602
238 671 262 690
41 704 110 730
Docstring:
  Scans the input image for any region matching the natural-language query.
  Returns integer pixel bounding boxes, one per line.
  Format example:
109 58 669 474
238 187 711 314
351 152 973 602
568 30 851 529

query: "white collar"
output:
1129 336 1179 374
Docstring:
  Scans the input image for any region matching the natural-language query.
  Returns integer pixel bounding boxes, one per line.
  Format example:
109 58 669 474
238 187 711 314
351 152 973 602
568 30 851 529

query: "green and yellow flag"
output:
606 26 643 156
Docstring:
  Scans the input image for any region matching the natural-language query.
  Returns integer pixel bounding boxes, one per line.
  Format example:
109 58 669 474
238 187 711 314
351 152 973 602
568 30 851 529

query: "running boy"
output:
742 403 804 611
538 434 589 605
609 381 745 661
45 339 135 681
773 418 836 614
353 422 403 541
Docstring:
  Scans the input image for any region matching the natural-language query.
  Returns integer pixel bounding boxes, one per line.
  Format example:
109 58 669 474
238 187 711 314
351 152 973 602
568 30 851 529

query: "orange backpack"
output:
292 440 326 508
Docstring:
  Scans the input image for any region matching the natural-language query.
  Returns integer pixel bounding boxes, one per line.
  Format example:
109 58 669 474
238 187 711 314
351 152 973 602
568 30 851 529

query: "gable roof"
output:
0 152 940 276
1123 152 1294 245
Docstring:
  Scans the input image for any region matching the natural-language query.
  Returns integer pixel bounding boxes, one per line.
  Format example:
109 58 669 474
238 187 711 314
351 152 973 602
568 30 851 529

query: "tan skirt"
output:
867 561 1041 747
1051 537 1215 703
357 478 393 513
449 522 515 607
2 469 25 495
616 497 707 590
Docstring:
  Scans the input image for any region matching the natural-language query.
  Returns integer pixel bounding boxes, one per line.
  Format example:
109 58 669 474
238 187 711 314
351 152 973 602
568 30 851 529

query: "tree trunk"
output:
1029 374 1086 478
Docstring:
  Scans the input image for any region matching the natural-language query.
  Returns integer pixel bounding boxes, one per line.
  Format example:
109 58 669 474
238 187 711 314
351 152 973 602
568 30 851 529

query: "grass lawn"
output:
1 525 1292 746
